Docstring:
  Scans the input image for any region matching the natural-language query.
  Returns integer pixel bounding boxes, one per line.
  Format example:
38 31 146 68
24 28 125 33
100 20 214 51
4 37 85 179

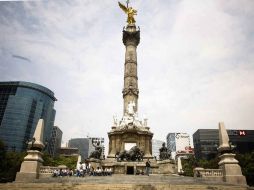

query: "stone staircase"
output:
0 174 252 190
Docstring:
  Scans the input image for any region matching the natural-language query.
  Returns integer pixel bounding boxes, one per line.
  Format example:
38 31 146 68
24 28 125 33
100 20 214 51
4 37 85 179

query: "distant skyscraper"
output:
152 139 165 159
48 126 62 157
166 133 190 159
0 81 56 152
68 138 89 160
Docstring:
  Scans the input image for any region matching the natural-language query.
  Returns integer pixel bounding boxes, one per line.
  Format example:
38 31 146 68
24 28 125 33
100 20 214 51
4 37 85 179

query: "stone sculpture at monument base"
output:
15 119 45 182
219 153 247 185
218 122 247 185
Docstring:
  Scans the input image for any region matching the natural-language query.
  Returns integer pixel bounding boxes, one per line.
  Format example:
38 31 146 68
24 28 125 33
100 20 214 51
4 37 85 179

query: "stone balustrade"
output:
194 167 223 181
40 166 59 174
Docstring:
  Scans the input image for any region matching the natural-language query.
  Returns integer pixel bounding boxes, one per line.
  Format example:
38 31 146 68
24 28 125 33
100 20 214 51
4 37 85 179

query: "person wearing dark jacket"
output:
145 159 151 176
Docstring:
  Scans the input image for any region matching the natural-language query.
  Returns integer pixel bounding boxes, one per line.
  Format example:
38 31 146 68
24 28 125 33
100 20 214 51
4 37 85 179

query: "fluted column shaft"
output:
122 24 140 115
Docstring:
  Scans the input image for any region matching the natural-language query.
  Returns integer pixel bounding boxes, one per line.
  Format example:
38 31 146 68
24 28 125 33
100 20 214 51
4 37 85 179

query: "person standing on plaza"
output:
145 159 151 176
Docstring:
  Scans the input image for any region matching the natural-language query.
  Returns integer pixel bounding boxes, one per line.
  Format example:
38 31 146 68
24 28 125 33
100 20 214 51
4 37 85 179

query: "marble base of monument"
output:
15 150 43 181
157 160 176 174
89 158 102 170
102 159 175 175
219 153 247 185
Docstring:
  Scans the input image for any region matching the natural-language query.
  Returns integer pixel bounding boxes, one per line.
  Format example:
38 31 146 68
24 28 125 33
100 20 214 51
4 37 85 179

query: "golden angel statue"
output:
118 1 137 24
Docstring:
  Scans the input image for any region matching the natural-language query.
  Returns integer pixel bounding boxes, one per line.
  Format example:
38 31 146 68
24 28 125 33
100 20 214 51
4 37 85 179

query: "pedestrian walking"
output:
145 159 151 176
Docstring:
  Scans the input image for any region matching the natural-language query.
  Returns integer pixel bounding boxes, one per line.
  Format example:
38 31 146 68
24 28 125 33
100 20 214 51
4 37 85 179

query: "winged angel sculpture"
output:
118 1 137 24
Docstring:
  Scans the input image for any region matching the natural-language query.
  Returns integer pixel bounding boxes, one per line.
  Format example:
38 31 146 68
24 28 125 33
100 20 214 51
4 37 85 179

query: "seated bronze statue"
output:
159 142 171 160
89 142 102 160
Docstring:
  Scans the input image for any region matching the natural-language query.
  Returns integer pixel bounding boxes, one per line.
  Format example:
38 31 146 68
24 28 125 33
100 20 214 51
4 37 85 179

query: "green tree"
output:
0 140 26 182
182 153 254 186
4 151 26 181
42 154 78 169
182 155 219 177
181 155 197 176
198 156 219 169
236 152 254 186
0 140 7 181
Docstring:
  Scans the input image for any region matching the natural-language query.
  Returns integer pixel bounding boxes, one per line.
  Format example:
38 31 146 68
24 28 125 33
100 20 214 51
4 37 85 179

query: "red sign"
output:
239 130 246 136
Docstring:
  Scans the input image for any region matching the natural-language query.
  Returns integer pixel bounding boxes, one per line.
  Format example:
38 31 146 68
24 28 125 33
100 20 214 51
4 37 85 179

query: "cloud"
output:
0 0 254 152
12 54 31 62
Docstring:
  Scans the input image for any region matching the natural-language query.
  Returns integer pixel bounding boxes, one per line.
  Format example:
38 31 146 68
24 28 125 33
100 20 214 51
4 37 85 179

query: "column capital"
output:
123 27 140 46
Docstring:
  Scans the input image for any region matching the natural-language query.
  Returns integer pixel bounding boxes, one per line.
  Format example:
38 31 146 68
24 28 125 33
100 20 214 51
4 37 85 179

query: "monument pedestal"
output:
15 150 43 181
102 159 160 175
219 153 247 185
89 158 102 170
16 119 45 182
108 126 153 160
217 123 247 186
157 160 175 174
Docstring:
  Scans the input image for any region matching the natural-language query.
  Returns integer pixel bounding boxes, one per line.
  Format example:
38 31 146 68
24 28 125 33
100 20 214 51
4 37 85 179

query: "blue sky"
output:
1 0 254 150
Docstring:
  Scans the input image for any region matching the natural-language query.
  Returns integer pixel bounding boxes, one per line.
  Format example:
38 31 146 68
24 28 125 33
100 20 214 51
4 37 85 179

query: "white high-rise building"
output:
166 133 190 159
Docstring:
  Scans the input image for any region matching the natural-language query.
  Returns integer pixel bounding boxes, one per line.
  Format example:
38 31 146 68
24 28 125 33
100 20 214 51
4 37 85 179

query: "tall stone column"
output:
107 134 119 159
109 136 116 156
144 136 152 158
122 24 140 114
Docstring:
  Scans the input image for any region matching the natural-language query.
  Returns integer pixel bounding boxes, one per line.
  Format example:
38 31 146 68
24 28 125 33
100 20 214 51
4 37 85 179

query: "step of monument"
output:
0 183 250 190
0 175 251 190
35 174 198 184
29 174 242 185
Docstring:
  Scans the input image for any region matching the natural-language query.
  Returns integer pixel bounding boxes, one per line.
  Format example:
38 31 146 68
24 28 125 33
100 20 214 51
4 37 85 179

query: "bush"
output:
181 155 197 176
0 149 26 182
182 153 254 186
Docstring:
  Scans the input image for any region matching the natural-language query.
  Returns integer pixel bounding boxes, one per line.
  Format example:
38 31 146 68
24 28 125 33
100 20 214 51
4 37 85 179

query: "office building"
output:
68 137 105 160
48 126 62 157
152 139 165 159
68 138 89 160
0 81 56 152
166 132 191 159
193 129 254 160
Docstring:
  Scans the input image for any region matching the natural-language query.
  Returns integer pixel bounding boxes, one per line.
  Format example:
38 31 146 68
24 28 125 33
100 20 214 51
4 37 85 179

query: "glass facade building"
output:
193 129 254 160
68 137 105 161
0 81 57 152
152 139 165 159
193 129 218 160
48 126 62 157
68 138 90 161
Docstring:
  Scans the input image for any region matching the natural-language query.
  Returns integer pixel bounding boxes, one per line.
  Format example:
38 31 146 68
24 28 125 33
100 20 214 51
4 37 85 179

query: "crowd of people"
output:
52 168 74 177
52 162 113 177
76 162 113 177
52 159 151 177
